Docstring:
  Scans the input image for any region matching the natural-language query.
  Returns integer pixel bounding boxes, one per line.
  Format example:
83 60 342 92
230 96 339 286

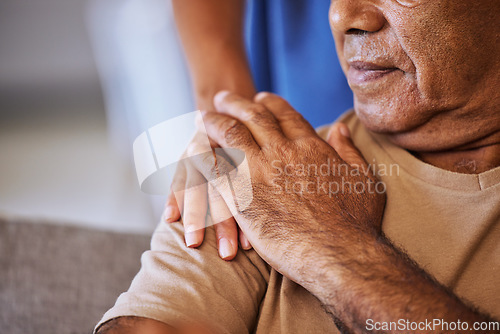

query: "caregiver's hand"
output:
171 0 257 261
197 91 386 285
163 131 252 261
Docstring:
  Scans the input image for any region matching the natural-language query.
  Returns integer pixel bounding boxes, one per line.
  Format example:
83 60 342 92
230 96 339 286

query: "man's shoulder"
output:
95 218 272 333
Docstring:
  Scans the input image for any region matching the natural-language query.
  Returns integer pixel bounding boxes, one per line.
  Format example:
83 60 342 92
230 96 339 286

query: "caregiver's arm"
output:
167 0 256 259
172 0 255 109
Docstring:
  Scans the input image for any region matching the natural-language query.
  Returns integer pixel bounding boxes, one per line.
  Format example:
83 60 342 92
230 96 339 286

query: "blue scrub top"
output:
245 0 353 127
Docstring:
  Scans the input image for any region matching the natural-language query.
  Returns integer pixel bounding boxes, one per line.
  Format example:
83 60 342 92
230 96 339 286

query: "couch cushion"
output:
0 217 151 334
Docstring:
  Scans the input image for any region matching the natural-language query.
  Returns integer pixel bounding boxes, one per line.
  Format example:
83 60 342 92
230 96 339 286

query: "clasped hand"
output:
164 91 385 281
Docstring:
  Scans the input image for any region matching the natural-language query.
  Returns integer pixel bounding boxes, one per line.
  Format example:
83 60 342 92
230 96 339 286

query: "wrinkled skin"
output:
195 91 386 280
331 0 500 153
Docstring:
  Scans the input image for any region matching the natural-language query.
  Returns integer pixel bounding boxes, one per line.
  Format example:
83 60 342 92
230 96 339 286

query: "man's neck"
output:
412 133 500 174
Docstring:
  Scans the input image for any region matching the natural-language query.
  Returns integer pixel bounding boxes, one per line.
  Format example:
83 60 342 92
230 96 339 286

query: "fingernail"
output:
218 238 234 259
240 236 252 250
185 232 199 247
163 207 175 222
339 124 351 138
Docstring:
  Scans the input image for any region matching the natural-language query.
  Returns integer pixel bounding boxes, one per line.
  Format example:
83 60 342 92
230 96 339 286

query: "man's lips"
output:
347 61 399 86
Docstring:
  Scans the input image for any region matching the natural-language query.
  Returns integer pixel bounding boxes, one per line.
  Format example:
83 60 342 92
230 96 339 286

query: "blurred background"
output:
0 0 192 235
0 1 352 332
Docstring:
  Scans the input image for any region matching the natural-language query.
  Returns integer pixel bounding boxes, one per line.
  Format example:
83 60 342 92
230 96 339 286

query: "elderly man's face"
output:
330 0 500 151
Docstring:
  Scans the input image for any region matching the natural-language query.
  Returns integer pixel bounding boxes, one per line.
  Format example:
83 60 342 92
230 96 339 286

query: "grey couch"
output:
0 217 150 334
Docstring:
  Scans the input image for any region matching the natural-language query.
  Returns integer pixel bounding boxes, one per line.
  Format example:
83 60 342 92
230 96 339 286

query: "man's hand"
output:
196 90 385 281
195 91 497 333
162 100 375 262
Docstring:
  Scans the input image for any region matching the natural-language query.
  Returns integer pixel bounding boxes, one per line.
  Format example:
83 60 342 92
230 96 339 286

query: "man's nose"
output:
329 0 385 34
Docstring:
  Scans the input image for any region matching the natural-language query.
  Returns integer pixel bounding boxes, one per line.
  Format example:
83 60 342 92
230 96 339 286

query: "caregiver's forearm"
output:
172 0 255 109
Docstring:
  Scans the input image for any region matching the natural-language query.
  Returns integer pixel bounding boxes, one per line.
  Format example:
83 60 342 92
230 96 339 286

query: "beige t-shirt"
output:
96 111 500 333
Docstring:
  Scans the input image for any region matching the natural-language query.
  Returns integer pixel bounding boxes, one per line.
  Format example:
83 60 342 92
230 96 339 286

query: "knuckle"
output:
283 110 306 123
254 91 273 102
243 104 268 121
199 153 219 180
245 103 283 131
214 155 234 175
221 119 244 143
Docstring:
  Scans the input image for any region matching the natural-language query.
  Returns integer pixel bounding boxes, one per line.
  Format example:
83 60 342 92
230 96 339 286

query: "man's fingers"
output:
200 111 260 155
327 122 371 175
213 91 285 147
254 92 317 140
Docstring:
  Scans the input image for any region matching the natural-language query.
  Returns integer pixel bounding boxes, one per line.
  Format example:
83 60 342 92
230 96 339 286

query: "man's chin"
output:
353 105 449 152
354 104 424 134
